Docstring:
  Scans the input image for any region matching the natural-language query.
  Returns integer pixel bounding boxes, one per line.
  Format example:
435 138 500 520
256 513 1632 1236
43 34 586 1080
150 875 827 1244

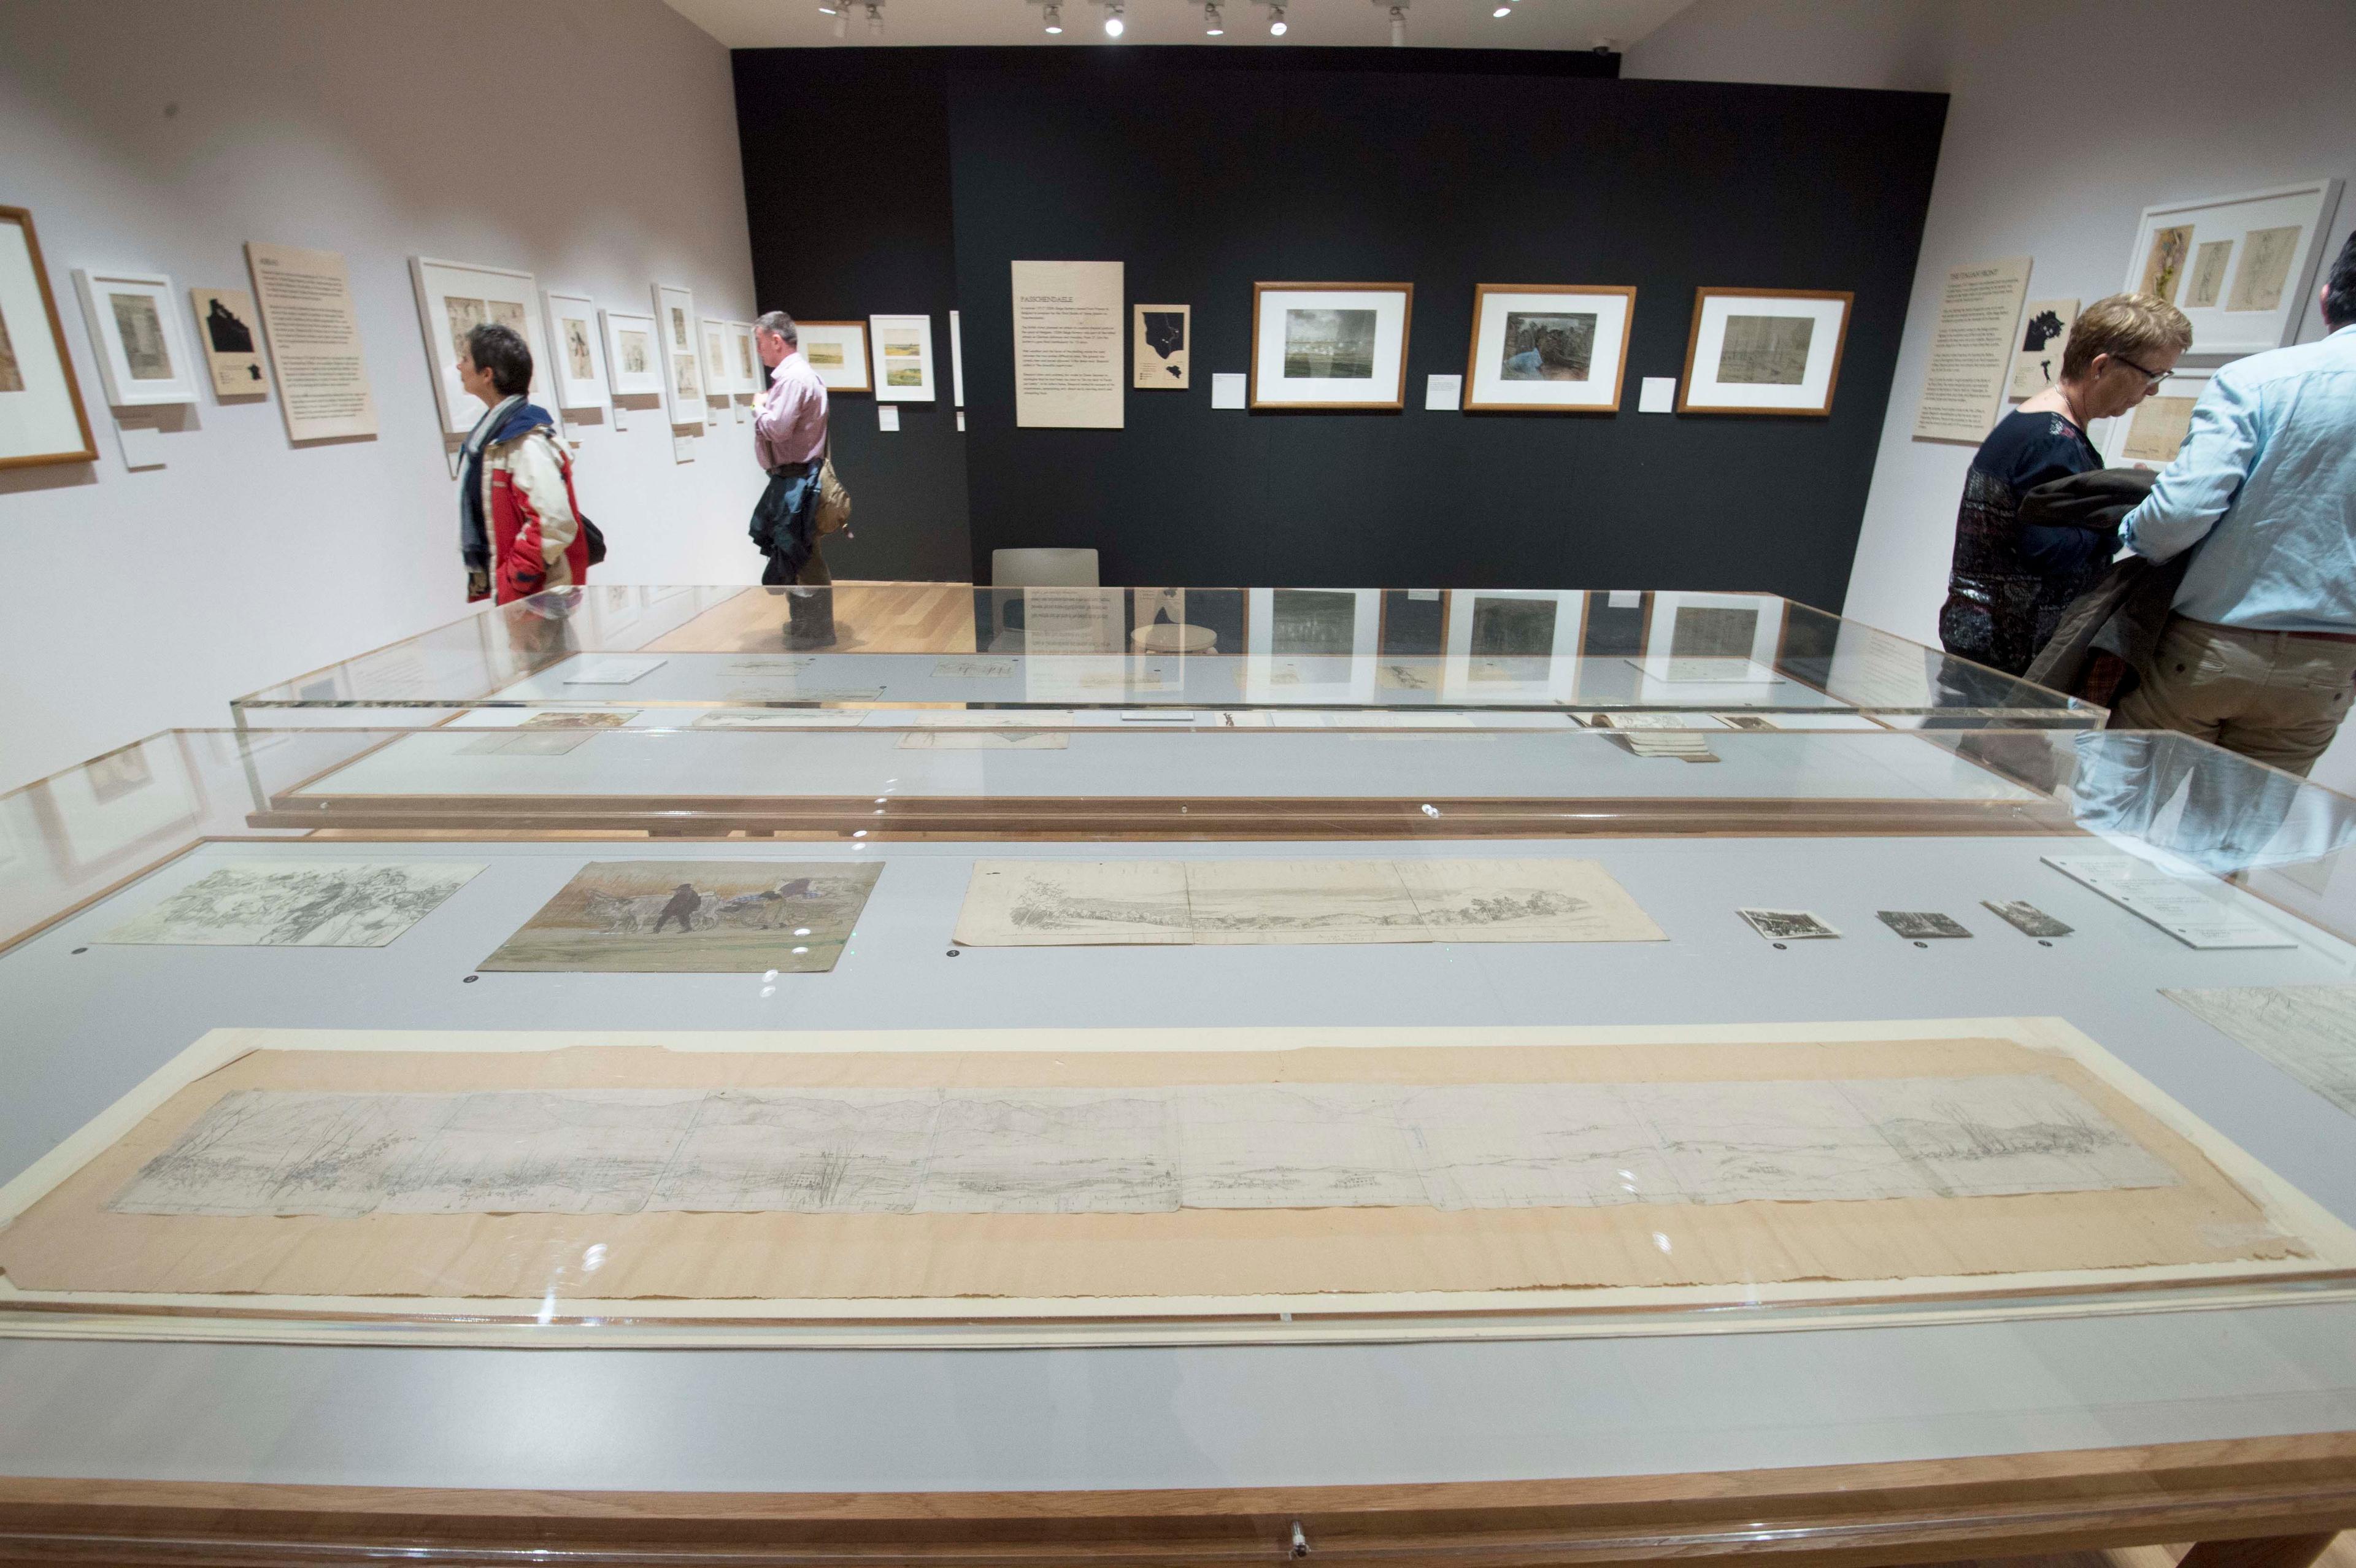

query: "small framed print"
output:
1677 288 1853 416
189 286 269 399
797 320 870 393
2100 367 2213 472
72 267 200 407
1462 284 1634 413
730 322 758 398
1134 302 1190 389
0 208 96 469
410 256 552 434
652 282 706 428
870 313 936 402
1249 282 1412 410
2123 179 2344 356
600 308 663 399
542 290 609 413
701 317 738 399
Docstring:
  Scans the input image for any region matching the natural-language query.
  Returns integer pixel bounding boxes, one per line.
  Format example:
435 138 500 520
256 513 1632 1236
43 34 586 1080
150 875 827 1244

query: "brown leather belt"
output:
2184 616 2356 646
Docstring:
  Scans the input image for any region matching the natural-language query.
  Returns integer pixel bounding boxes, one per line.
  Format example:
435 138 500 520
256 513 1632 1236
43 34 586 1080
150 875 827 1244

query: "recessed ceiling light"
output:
1269 4 1287 35
1043 1 1061 29
1205 2 1223 34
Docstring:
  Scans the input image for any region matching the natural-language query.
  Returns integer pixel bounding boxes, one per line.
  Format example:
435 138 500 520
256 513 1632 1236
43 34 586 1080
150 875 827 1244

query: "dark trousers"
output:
753 462 835 646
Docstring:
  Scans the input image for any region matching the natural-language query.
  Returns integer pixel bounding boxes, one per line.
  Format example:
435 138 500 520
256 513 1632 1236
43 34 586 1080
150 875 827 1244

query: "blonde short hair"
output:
2062 293 2192 380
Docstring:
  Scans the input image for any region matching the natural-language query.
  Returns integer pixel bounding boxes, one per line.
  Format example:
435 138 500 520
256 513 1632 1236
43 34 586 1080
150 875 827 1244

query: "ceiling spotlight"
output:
1389 3 1405 44
1043 2 1062 30
1492 3 1510 13
1269 4 1287 35
816 2 837 11
1204 2 1223 34
864 1 882 34
1104 1 1124 36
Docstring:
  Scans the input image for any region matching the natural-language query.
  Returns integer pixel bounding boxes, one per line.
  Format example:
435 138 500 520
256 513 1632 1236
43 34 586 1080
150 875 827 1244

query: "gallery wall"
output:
0 0 768 793
733 48 1947 601
1625 0 2356 791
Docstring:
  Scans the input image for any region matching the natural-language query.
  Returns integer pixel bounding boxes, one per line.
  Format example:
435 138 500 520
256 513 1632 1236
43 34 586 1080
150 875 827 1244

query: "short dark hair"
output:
464 322 533 396
2326 230 2356 331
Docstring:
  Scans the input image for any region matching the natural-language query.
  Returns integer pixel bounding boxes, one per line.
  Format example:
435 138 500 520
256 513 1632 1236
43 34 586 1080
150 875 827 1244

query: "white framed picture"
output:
1441 589 1586 704
2123 179 2345 357
1677 289 1852 416
1463 285 1634 413
870 313 936 402
652 282 704 428
541 290 608 414
700 317 737 399
1250 282 1413 410
730 321 758 399
1633 591 1790 700
599 308 662 399
71 267 199 407
798 320 870 393
409 257 550 435
1242 587 1381 704
2099 368 2214 472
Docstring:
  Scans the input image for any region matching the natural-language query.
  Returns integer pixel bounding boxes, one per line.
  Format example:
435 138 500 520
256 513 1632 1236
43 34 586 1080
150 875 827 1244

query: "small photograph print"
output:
1283 308 1377 380
1877 910 1973 939
1738 908 1839 941
2184 240 2234 309
109 292 173 380
619 329 651 375
0 302 21 392
479 859 884 974
1717 314 1814 385
445 296 488 359
1983 899 2073 938
563 317 594 379
1499 311 1596 382
2139 224 2194 301
2227 225 2302 313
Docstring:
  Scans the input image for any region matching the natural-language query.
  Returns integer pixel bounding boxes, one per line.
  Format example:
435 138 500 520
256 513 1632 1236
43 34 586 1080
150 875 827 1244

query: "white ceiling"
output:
663 0 1696 53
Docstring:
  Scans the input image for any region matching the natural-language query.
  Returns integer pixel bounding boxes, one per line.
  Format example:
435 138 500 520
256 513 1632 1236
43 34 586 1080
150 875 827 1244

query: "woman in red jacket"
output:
454 323 588 604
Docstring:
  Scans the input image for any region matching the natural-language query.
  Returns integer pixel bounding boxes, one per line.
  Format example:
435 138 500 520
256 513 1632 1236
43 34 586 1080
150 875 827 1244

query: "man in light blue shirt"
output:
2114 233 2356 775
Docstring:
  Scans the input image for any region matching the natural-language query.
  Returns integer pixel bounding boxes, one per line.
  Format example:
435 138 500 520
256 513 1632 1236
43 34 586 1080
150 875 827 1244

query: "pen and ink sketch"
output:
2162 985 2356 1118
108 1070 2182 1221
2227 225 2303 313
2140 224 2195 301
953 858 1666 947
1739 909 1839 940
1984 899 2073 937
479 859 882 973
673 348 701 403
1878 910 1973 939
669 306 691 349
618 329 650 375
1500 311 1596 382
1717 314 1814 385
108 292 173 380
101 861 484 948
2121 395 2197 465
1283 309 1376 380
2184 239 2235 309
563 315 594 380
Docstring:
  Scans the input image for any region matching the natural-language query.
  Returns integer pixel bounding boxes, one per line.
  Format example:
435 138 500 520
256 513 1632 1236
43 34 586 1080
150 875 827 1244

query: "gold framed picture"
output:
1677 287 1853 417
1249 282 1412 410
1462 283 1635 413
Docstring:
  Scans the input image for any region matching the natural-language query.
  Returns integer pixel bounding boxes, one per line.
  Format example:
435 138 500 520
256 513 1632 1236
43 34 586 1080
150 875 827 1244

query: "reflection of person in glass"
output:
1938 294 2189 675
749 309 836 648
204 297 254 354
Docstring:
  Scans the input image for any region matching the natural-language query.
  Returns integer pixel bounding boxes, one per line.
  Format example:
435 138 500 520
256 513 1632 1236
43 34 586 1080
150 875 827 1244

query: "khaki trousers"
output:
2111 617 2356 777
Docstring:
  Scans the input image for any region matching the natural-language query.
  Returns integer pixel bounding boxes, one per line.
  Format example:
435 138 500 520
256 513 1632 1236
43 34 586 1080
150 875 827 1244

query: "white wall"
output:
1628 0 2356 788
0 0 769 792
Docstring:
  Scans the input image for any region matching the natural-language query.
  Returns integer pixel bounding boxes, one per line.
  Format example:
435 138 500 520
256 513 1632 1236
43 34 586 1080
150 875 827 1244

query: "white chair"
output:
991 548 1099 588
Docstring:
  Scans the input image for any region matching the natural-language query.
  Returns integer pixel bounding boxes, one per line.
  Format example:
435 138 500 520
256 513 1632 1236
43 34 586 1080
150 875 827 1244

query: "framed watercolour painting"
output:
600 308 662 400
2121 179 2344 356
71 267 199 407
409 256 550 436
0 207 98 469
1463 284 1634 413
870 313 936 402
1250 282 1412 410
797 320 870 393
1677 288 1852 416
541 290 609 413
652 282 705 428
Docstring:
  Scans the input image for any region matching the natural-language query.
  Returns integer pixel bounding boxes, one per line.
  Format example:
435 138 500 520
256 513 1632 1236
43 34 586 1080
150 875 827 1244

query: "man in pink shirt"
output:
749 310 835 647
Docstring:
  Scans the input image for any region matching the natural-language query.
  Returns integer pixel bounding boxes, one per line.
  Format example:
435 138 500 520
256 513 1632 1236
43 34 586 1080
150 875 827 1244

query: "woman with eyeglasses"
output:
1938 292 2190 675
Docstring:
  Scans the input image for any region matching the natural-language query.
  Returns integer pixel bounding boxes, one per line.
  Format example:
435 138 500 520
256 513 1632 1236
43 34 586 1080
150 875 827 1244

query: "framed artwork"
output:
1440 589 1586 704
1133 302 1190 390
1678 289 1851 416
1633 591 1791 699
730 322 758 398
71 267 199 407
599 309 662 399
188 286 268 399
2101 368 2214 472
869 313 936 402
1462 285 1634 413
652 282 705 428
0 207 98 469
1249 282 1412 410
699 317 739 399
410 257 550 436
540 291 608 413
1242 587 1382 704
797 320 870 393
2122 179 2346 356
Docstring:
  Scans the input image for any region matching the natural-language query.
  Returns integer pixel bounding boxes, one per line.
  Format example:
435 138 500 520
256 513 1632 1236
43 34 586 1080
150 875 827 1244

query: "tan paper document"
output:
245 242 378 441
1011 259 1124 429
1914 256 2033 442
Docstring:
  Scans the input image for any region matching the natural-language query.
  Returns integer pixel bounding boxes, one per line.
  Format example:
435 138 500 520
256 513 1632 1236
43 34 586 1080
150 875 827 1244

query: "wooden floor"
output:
1923 1538 2354 1568
647 580 979 655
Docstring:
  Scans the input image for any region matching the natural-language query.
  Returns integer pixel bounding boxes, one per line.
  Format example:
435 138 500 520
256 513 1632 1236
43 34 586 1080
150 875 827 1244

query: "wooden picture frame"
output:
0 206 98 469
1677 288 1853 417
1249 282 1413 410
1461 284 1635 413
796 320 871 394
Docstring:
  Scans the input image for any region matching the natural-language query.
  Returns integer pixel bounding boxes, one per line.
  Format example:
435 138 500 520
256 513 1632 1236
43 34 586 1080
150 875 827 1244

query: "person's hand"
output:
466 568 491 602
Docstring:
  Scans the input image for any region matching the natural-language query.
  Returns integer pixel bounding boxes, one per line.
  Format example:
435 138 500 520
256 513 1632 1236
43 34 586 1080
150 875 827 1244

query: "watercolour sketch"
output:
480 860 883 973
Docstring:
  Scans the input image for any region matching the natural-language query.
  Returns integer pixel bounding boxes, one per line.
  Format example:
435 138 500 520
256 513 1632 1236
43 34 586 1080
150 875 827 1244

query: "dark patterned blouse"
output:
1938 409 2110 676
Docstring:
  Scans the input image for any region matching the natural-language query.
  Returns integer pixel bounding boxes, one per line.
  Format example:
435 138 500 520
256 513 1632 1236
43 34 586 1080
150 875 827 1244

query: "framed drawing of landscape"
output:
1463 284 1634 413
409 257 550 436
1679 288 1852 415
797 320 870 393
652 282 706 429
2122 179 2344 356
730 321 758 400
541 290 608 414
599 308 662 399
0 207 97 469
1250 282 1412 410
869 313 936 402
2100 367 2214 472
71 266 199 407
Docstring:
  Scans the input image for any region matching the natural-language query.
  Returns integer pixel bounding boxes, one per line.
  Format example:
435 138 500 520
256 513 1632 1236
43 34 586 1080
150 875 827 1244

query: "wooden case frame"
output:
795 320 873 394
1249 281 1415 411
1677 286 1854 417
1461 283 1636 413
0 206 98 470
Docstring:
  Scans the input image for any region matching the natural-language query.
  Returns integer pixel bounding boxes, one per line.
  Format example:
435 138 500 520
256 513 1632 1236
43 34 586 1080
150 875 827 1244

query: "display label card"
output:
879 406 901 432
2041 855 2296 950
672 434 696 463
1638 377 1676 413
1424 374 1462 411
1607 590 1642 609
1210 372 1246 410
